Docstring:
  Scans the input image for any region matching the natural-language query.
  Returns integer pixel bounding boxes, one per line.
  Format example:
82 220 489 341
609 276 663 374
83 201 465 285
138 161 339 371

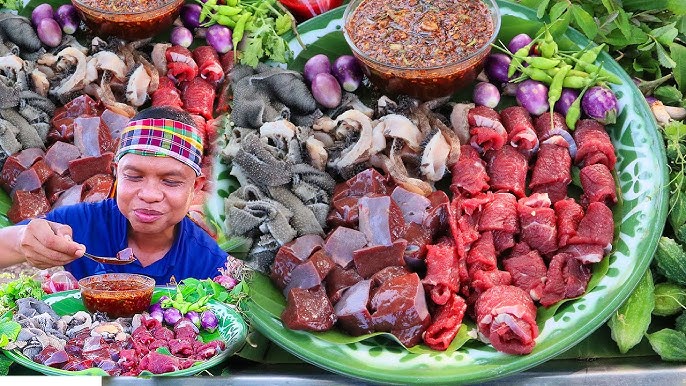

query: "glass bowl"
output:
71 0 184 40
343 0 501 100
79 273 155 318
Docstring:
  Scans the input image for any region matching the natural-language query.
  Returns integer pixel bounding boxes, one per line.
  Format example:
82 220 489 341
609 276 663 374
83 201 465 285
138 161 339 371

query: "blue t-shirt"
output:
40 199 227 285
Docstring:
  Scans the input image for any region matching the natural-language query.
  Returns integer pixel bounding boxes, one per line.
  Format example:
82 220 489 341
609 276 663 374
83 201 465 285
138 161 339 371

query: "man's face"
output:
115 154 204 237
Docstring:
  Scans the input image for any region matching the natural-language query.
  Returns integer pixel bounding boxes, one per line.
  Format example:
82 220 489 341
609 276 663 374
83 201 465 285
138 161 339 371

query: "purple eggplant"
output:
206 24 232 54
163 307 183 325
171 26 194 48
473 82 500 108
36 18 62 48
581 85 618 124
31 4 54 27
516 79 549 116
311 72 342 109
555 88 580 116
200 310 218 333
508 33 533 54
150 309 164 323
54 4 79 35
485 53 511 84
303 54 331 84
148 302 163 314
332 55 363 92
185 311 202 328
180 3 202 29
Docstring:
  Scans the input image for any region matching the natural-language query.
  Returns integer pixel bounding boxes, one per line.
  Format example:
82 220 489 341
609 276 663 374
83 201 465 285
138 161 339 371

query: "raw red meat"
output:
44 141 81 176
478 192 518 233
450 144 490 196
68 152 114 184
357 195 405 246
539 253 592 307
475 285 539 355
559 243 606 264
1 148 45 190
573 119 616 169
423 293 467 351
282 286 337 331
422 237 459 305
468 106 507 152
152 77 183 108
8 189 50 223
568 202 614 247
182 77 215 121
503 249 547 301
326 265 363 304
166 45 198 83
334 279 374 336
283 249 335 296
324 226 367 268
81 174 114 203
11 168 43 195
529 143 572 203
518 194 558 255
499 106 538 152
353 239 407 279
466 231 497 275
193 45 224 84
469 269 512 299
580 163 617 206
554 198 584 247
534 112 569 141
485 144 528 198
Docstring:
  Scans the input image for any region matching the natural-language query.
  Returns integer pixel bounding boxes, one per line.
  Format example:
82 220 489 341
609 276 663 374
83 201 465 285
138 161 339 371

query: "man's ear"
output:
194 175 206 193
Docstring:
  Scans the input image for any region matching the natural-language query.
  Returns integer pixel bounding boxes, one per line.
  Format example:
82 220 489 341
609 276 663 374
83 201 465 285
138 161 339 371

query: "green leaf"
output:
571 4 598 40
652 23 679 47
535 0 550 20
638 41 656 52
623 0 669 11
668 0 686 15
0 354 11 376
647 329 686 360
671 43 686 91
655 85 684 105
549 1 570 23
656 42 678 68
0 319 20 348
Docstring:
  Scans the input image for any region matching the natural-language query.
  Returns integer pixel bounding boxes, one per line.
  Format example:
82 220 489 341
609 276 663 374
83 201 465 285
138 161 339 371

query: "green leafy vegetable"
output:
0 274 45 315
0 0 24 12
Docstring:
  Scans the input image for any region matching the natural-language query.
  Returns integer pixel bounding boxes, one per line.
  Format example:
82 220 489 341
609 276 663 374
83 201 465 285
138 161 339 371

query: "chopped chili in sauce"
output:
80 0 168 13
346 0 494 68
81 279 153 317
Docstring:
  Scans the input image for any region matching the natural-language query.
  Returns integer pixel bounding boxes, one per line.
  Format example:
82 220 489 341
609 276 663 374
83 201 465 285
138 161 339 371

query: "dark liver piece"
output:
8 189 51 223
324 226 368 268
270 235 325 290
283 250 335 297
45 141 81 176
281 286 337 331
334 279 373 336
68 152 114 184
370 273 430 333
353 239 408 279
325 265 364 305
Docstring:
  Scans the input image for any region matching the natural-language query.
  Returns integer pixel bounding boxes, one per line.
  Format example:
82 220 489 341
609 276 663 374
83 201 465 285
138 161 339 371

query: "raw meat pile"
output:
1 95 130 223
271 105 618 355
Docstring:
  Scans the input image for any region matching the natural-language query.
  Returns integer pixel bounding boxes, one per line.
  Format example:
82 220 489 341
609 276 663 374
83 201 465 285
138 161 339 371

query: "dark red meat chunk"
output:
45 141 81 176
500 106 538 152
450 144 489 196
282 286 337 331
568 202 614 247
334 279 374 336
580 163 617 206
324 226 367 268
8 189 51 223
182 77 215 121
503 249 547 301
475 285 539 355
353 239 407 279
573 119 616 169
529 143 572 203
68 152 114 184
423 293 467 351
554 198 585 247
517 194 558 255
422 237 459 305
539 253 592 307
357 195 405 246
326 265 363 304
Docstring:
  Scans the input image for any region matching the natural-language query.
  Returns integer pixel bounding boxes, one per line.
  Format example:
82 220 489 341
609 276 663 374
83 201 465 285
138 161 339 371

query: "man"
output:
0 106 229 285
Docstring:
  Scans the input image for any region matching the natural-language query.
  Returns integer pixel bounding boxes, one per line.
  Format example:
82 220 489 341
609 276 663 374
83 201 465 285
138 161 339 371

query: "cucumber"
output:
654 237 686 286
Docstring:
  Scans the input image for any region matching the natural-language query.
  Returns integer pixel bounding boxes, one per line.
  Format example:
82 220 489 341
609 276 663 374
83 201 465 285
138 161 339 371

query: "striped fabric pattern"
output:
116 118 204 176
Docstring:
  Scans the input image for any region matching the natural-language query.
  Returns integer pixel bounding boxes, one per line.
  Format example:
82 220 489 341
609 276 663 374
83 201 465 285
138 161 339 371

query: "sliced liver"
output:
68 152 114 183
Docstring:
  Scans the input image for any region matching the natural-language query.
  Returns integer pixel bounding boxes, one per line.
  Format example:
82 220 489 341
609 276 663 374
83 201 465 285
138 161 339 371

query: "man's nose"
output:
137 180 164 202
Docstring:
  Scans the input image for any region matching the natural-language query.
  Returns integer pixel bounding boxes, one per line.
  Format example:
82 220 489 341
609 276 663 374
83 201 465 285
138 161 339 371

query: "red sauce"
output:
81 276 153 318
344 0 496 100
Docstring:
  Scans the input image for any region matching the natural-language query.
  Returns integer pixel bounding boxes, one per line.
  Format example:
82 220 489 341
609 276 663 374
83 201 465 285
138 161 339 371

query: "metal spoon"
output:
82 248 137 265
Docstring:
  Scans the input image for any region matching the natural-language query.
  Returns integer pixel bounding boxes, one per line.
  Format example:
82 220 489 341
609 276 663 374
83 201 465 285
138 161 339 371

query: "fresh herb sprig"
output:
0 274 45 315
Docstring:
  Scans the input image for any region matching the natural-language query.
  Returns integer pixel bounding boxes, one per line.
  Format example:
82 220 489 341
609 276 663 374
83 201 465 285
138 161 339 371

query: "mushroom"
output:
331 109 374 170
420 129 451 181
450 102 474 144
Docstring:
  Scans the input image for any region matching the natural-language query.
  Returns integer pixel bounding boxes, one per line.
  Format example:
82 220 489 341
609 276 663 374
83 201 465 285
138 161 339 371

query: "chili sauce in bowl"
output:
343 0 500 100
79 273 155 318
71 0 184 40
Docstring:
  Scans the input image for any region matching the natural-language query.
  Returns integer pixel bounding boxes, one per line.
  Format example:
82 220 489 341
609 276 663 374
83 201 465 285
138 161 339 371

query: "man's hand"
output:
18 219 86 269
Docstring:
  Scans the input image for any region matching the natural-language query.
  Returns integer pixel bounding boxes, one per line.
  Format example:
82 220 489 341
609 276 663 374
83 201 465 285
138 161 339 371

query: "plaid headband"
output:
116 118 204 176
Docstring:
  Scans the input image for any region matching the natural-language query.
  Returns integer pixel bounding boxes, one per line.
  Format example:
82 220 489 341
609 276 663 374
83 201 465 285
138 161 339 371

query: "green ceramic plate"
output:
230 1 670 384
2 288 248 376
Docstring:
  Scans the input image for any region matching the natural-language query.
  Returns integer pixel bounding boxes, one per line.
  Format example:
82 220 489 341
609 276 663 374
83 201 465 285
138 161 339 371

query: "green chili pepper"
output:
538 25 558 58
565 66 601 130
216 5 243 16
519 66 554 84
226 0 239 6
562 75 593 89
199 0 218 23
564 55 622 85
548 64 571 118
522 56 560 70
213 14 237 28
232 12 251 53
575 43 606 71
508 42 535 78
